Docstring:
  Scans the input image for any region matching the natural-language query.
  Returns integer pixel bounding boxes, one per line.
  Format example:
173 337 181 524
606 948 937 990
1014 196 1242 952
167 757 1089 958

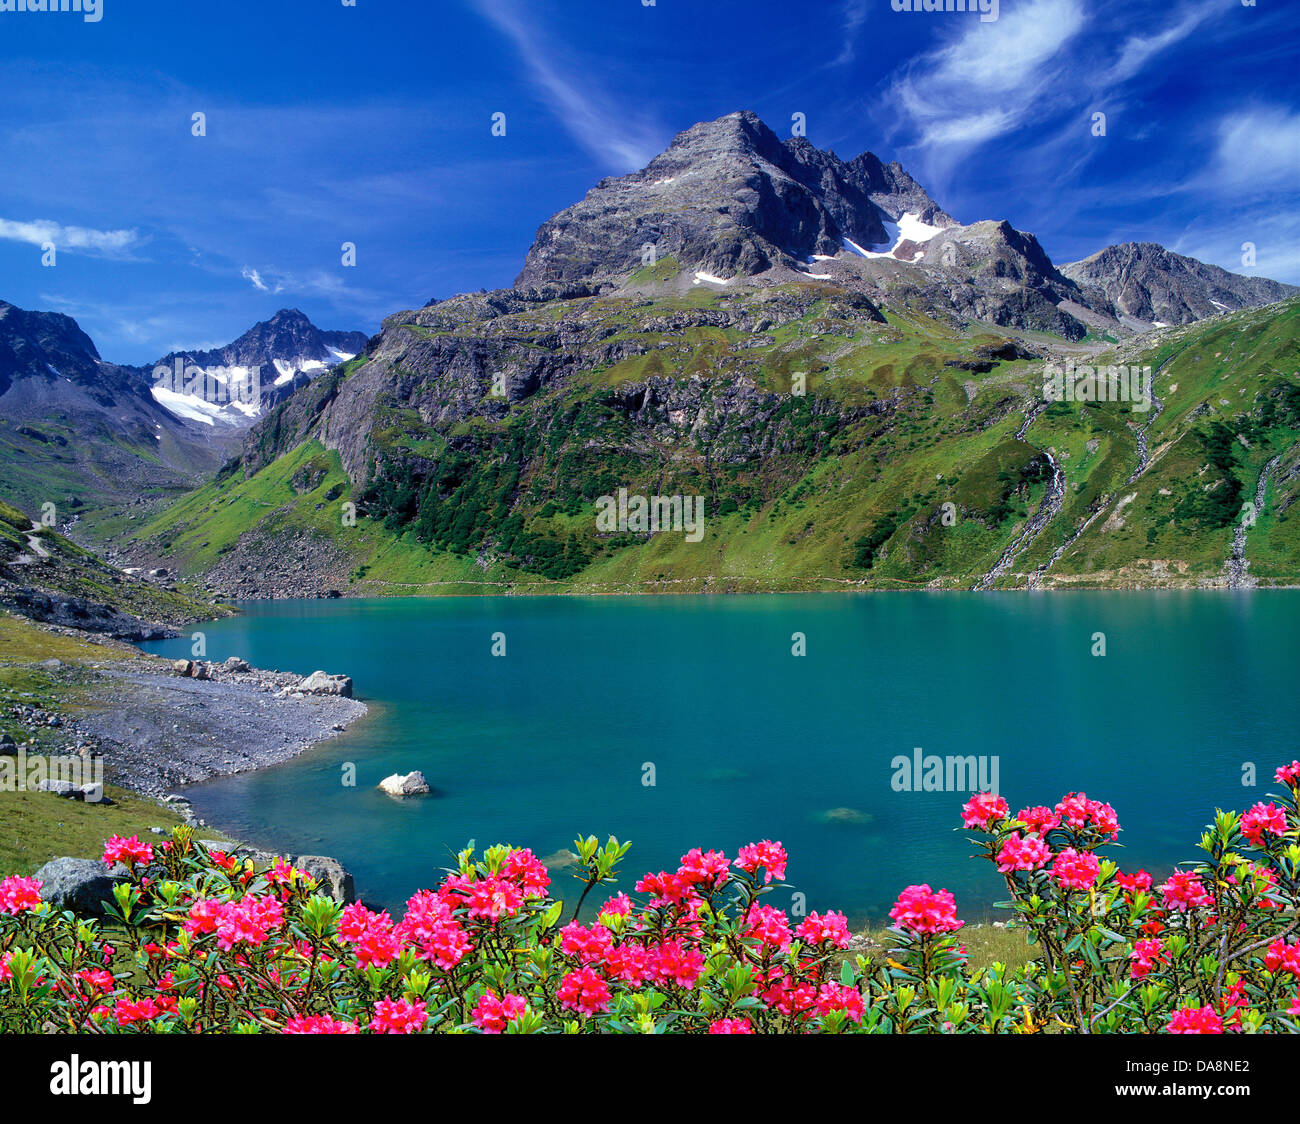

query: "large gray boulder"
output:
197 842 356 904
293 670 353 697
293 855 356 904
34 857 130 916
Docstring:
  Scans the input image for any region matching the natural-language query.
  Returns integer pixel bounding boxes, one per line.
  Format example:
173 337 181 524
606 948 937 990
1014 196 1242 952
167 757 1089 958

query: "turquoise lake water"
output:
139 592 1298 923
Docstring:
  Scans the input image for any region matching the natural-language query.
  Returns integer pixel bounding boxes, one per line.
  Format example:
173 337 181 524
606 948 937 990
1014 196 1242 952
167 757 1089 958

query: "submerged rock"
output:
815 807 874 826
378 770 431 797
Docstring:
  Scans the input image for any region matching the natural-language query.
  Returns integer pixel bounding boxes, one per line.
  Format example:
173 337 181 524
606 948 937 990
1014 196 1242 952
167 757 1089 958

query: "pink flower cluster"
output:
183 893 285 950
103 834 154 868
1275 761 1300 788
472 991 528 1033
889 884 963 935
1051 848 1100 891
1129 938 1167 980
0 875 43 914
961 793 1009 830
1054 793 1120 839
1167 1005 1224 1034
734 840 788 884
1160 871 1213 913
996 832 1052 874
1264 940 1300 976
1241 802 1289 846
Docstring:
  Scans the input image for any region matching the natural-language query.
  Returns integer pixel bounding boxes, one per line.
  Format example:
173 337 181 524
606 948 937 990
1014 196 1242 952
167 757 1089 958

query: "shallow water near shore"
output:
139 592 1298 921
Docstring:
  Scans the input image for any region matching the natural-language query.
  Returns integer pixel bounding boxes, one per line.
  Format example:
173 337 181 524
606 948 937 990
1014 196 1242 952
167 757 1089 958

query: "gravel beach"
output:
72 663 368 796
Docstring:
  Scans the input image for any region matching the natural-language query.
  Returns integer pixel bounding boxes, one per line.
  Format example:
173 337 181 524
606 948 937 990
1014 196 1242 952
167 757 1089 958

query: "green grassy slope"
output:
0 496 223 623
124 294 1300 593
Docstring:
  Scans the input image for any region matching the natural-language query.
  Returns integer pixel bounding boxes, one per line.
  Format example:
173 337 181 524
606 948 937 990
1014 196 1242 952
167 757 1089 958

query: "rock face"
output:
1060 243 1298 325
516 111 954 287
0 588 176 641
378 770 431 797
34 857 130 916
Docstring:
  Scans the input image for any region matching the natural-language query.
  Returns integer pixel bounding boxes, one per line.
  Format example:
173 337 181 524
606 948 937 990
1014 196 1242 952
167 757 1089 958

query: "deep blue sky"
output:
1 0 1296 364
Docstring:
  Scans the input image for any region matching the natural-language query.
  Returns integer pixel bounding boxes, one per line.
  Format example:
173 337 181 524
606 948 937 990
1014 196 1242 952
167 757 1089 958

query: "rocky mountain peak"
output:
515 111 954 288
1061 242 1299 326
147 311 370 431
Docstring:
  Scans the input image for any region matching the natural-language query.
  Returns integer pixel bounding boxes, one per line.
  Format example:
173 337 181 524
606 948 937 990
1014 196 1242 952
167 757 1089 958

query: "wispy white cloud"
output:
1104 0 1233 84
1206 105 1300 190
240 266 275 293
834 0 869 66
468 0 663 171
0 216 138 256
1176 206 1300 284
239 263 378 305
890 0 1085 153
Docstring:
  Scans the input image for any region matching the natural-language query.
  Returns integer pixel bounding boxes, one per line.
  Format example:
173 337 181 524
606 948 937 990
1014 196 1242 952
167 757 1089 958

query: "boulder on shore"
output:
293 855 356 903
198 843 357 903
378 770 431 797
293 670 353 698
34 857 130 916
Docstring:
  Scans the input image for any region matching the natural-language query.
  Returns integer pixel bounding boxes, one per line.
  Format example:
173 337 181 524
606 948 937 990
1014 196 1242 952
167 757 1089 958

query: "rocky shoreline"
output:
4 621 368 800
73 658 367 797
84 664 367 798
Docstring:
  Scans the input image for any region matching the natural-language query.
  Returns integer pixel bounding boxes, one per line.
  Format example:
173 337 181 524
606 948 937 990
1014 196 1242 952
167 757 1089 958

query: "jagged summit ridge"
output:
1060 242 1298 326
515 111 954 287
148 309 370 429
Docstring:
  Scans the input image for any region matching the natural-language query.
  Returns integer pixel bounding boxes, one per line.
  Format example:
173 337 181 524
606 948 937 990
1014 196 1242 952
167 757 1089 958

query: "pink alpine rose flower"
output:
556 966 612 1017
472 991 528 1033
995 832 1053 873
1129 938 1167 980
0 875 43 915
744 904 793 949
1160 871 1213 913
1274 760 1300 788
370 997 427 1034
734 840 788 883
815 982 865 1023
1050 848 1100 890
961 792 1009 830
103 835 153 868
708 1017 755 1034
889 884 963 935
795 910 851 948
1241 802 1289 846
283 1015 359 1034
1167 1006 1224 1034
1264 940 1300 976
1017 806 1061 835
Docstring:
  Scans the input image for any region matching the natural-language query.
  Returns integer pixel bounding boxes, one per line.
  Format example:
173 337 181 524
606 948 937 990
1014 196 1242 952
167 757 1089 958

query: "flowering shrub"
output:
2 763 1300 1034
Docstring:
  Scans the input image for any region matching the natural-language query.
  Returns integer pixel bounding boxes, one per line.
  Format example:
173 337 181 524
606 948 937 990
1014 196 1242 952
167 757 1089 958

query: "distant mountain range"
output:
2 110 1297 594
1059 242 1296 327
108 111 1299 596
0 305 367 518
147 309 368 429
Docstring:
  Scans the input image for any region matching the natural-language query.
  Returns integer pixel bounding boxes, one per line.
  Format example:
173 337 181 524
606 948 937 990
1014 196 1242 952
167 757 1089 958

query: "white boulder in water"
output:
378 771 431 797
